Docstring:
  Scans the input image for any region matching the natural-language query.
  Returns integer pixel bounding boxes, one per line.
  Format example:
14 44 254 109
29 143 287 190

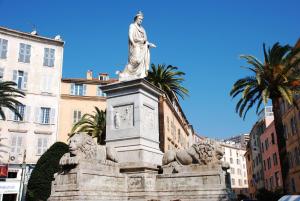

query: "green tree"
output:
230 42 300 193
71 107 106 145
146 64 189 100
0 81 25 120
26 142 69 201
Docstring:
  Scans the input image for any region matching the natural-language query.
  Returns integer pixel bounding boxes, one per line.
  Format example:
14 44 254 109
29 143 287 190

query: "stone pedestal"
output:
101 79 163 165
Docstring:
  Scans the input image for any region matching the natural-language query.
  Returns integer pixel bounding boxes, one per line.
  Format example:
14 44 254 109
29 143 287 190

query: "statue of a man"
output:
118 11 156 81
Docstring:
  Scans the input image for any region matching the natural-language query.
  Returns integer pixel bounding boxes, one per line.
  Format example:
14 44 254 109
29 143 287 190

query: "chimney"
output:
86 70 93 80
98 73 109 81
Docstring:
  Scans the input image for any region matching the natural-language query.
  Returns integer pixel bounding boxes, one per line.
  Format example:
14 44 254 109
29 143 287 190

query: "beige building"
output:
58 71 117 143
159 95 193 152
220 141 248 196
0 26 64 200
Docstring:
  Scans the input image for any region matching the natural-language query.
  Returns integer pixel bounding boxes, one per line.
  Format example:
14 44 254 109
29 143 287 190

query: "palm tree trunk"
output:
272 98 288 193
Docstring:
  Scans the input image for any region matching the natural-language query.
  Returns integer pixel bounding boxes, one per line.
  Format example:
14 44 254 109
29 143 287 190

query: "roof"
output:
61 78 118 85
0 26 64 46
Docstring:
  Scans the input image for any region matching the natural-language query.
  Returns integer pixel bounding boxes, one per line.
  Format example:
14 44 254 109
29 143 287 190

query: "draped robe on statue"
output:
120 23 150 80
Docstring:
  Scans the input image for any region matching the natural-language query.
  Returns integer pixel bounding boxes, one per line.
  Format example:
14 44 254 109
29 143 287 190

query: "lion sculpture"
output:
162 140 224 166
59 132 119 167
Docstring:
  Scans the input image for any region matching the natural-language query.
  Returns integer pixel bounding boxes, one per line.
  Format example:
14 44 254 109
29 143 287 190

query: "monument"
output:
48 12 234 201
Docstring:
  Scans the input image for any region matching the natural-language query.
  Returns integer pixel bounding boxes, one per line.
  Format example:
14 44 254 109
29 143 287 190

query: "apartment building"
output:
260 121 283 191
220 141 248 196
225 133 250 149
58 71 117 143
158 95 193 152
0 26 64 200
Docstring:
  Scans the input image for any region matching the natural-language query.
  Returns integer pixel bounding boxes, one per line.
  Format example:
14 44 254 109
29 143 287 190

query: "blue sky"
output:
1 0 300 138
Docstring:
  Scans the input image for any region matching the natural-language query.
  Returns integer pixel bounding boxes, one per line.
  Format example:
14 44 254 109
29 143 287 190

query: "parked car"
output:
278 195 300 201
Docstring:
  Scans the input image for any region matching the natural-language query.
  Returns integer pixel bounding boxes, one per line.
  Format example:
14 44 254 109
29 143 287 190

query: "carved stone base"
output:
48 162 234 201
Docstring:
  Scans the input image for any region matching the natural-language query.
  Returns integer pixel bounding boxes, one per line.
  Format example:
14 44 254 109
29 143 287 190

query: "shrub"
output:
26 142 69 201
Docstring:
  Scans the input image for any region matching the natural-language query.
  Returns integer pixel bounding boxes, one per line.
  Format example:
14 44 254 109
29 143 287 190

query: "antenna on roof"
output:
28 22 38 35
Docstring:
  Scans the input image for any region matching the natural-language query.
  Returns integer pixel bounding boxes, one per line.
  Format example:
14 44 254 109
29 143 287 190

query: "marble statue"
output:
162 140 225 166
118 11 156 81
59 132 119 167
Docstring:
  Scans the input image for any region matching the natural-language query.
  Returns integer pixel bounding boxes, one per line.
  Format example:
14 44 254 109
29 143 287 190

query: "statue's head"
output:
134 11 144 25
68 133 97 159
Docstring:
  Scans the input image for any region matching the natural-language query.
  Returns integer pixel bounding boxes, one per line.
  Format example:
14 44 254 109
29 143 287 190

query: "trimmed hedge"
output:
26 142 69 201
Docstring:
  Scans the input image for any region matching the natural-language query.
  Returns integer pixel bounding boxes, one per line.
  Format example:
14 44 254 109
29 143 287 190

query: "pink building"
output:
260 121 283 191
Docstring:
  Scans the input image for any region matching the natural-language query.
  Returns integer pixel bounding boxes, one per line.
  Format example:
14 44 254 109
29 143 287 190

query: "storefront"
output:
0 181 20 201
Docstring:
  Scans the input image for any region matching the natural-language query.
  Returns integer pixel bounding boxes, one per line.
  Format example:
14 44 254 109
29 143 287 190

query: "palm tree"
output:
0 81 25 120
70 107 106 145
146 64 189 100
230 42 300 193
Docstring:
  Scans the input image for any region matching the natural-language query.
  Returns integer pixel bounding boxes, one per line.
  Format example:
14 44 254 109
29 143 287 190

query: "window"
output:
71 83 86 96
269 176 273 190
7 172 17 178
237 168 242 175
244 180 247 185
73 110 82 123
43 48 55 67
231 178 235 186
230 168 235 174
238 179 242 186
265 138 269 151
267 157 272 169
13 70 28 90
11 135 23 154
263 160 266 171
0 38 8 59
261 142 264 153
237 159 240 165
18 43 31 63
41 107 50 124
97 86 106 97
0 68 4 81
14 104 25 121
271 133 275 144
291 178 296 193
275 171 280 187
230 149 232 156
37 137 48 155
273 153 278 166
230 158 233 164
41 75 52 93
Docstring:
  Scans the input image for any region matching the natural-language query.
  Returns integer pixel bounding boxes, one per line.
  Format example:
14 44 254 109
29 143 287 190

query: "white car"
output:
278 195 300 201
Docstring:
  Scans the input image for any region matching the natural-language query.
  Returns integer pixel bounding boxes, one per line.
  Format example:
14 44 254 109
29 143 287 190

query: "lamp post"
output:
18 149 26 201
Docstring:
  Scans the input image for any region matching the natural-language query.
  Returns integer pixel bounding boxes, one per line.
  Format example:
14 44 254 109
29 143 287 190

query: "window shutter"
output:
37 138 42 155
35 107 40 123
12 70 17 83
19 43 24 62
43 48 48 66
83 84 87 96
43 138 48 152
0 68 4 81
25 45 31 63
17 136 22 154
25 106 31 122
47 75 52 93
73 110 77 123
50 108 55 124
70 83 75 95
50 49 55 67
1 39 7 59
22 72 28 89
40 75 45 92
11 136 17 153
